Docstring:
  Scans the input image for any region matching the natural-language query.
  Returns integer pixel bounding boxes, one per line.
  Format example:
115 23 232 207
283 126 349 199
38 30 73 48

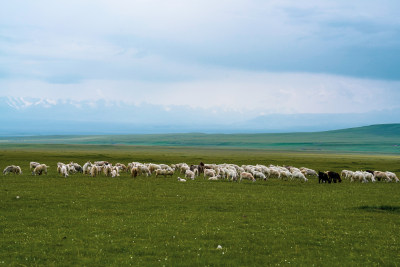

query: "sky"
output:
1 1 400 134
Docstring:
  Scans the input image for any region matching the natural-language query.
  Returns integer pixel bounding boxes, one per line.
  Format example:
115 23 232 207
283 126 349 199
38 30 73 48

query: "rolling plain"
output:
1 124 399 266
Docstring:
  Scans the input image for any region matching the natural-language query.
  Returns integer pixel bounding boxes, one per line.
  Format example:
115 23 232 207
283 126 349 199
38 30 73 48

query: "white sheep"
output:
180 165 190 174
240 172 256 182
115 163 127 172
83 161 92 175
30 162 40 175
33 164 49 175
300 167 318 178
138 165 151 176
341 170 354 180
69 162 83 173
227 169 238 181
269 167 281 179
177 177 186 182
363 171 375 182
292 171 308 182
103 165 112 177
374 171 391 182
385 171 399 183
67 164 77 174
352 171 367 183
3 165 22 175
280 170 292 180
112 166 120 177
60 165 69 178
185 170 195 180
204 169 216 179
90 165 98 177
148 163 161 174
253 171 267 181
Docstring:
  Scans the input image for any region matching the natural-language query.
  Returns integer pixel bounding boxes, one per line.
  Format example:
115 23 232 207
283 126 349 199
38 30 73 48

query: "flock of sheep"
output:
341 170 399 183
2 161 399 184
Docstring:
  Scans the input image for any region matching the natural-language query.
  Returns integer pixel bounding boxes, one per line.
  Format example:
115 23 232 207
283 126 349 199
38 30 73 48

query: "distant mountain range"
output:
1 97 400 135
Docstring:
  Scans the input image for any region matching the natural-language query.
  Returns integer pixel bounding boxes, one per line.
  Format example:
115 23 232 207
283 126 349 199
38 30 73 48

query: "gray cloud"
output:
1 0 400 132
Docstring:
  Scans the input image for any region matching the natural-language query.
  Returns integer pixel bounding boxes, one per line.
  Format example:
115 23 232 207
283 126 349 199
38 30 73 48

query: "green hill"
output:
1 124 400 154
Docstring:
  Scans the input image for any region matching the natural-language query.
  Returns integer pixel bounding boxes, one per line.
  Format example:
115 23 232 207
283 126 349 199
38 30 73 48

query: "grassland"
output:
1 144 400 266
1 124 400 154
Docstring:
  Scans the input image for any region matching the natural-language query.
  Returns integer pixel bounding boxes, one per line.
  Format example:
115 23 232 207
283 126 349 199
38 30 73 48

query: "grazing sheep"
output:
325 171 342 183
280 170 292 180
67 164 77 174
16 166 22 175
3 165 22 175
70 162 83 173
112 166 120 177
240 172 256 182
318 172 331 184
258 166 271 178
90 165 98 177
352 171 367 183
103 165 112 177
83 161 92 175
289 167 301 173
180 165 190 174
269 167 281 179
227 170 238 182
363 171 375 182
111 170 118 178
33 164 49 176
341 170 354 180
292 171 308 182
138 165 151 177
148 163 161 174
115 163 127 172
253 171 266 181
30 162 40 175
155 169 174 178
300 167 318 177
208 176 220 181
204 169 216 179
57 165 63 175
60 165 69 178
131 167 139 178
385 171 399 183
185 170 195 180
374 171 391 182
57 164 63 175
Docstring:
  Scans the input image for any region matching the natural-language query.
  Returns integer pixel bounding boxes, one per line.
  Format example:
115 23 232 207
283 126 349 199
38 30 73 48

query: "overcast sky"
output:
1 1 400 126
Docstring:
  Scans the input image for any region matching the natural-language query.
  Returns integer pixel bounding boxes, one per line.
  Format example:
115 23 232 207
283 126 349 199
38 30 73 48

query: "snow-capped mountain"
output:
1 97 399 135
6 97 58 110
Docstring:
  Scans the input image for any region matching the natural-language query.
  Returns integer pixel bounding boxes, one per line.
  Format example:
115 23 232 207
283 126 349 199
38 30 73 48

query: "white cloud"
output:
2 0 399 60
1 0 400 124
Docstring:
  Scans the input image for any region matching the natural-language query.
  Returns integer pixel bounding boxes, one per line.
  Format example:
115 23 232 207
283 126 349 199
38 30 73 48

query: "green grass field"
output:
1 144 400 266
2 124 400 154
